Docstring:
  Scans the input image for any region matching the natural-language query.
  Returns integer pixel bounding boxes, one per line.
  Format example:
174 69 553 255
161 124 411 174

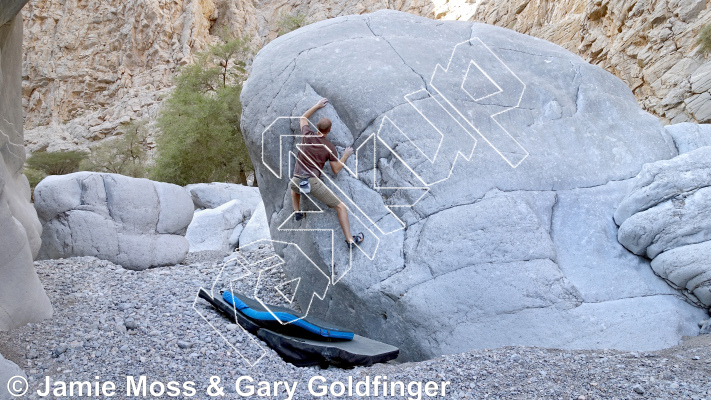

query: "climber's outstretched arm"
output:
300 98 328 129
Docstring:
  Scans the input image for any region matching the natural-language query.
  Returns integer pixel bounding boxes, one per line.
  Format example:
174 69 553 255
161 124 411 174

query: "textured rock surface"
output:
185 182 262 211
241 11 706 360
615 146 711 225
617 146 711 307
238 201 271 247
185 199 247 253
35 172 194 270
0 6 53 332
666 122 711 154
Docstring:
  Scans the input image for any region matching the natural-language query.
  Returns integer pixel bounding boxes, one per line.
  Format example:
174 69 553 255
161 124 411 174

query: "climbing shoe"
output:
346 233 365 249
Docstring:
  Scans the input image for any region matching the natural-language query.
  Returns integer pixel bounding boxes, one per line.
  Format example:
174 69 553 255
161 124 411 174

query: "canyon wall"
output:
20 0 434 152
21 0 711 152
22 0 218 152
465 0 711 125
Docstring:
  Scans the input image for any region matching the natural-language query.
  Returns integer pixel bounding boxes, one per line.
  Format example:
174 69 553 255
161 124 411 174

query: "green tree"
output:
151 36 254 186
80 120 149 178
276 11 307 36
698 23 711 55
26 150 87 176
24 167 46 202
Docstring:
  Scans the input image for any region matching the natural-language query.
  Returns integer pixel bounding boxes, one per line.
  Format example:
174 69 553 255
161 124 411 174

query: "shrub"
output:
24 167 47 201
276 11 307 36
150 36 254 186
698 24 711 54
80 120 149 178
25 150 87 176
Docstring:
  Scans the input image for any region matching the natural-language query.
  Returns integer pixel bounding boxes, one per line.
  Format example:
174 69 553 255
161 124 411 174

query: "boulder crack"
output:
364 17 429 91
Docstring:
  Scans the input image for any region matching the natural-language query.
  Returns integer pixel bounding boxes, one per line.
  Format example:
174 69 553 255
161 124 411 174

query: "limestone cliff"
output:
22 0 219 152
21 0 434 152
21 0 711 151
462 0 711 125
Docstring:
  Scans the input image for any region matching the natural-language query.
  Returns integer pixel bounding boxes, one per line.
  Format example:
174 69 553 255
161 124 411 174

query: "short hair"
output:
316 118 331 133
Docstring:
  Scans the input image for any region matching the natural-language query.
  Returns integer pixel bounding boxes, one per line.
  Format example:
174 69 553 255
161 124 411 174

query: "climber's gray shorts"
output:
290 176 342 208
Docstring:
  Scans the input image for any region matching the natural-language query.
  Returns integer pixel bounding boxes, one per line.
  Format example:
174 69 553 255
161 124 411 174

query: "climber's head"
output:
316 118 331 135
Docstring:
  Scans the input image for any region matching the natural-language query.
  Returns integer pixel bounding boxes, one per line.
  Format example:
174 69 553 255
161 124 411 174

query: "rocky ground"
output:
1 247 710 400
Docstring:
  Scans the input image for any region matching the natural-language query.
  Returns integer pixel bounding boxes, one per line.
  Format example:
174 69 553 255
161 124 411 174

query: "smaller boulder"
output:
35 172 194 270
614 146 711 225
228 225 244 250
238 202 271 248
651 241 711 307
665 123 711 155
186 200 247 253
185 183 261 211
617 186 711 258
616 146 711 307
701 320 711 335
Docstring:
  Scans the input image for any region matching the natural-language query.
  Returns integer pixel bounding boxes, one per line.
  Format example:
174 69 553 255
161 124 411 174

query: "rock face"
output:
616 146 711 307
0 3 53 332
19 0 432 153
241 11 708 360
21 0 219 153
35 172 194 270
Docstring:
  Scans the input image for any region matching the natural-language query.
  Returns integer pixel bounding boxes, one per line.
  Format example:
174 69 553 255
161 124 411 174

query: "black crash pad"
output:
198 288 400 368
257 328 400 368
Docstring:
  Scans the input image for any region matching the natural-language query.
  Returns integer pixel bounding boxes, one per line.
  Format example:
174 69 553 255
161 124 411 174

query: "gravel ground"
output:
1 247 710 400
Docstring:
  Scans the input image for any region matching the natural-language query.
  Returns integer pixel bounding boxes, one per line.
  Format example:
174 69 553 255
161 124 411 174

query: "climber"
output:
290 97 364 248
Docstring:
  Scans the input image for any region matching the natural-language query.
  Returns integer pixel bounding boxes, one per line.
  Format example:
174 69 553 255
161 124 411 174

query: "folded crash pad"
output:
198 288 400 368
221 290 355 341
257 328 400 368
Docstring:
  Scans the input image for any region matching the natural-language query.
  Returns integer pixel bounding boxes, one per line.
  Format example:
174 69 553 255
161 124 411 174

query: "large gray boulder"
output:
185 182 262 211
240 10 706 360
0 4 52 332
617 146 711 307
35 172 194 270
